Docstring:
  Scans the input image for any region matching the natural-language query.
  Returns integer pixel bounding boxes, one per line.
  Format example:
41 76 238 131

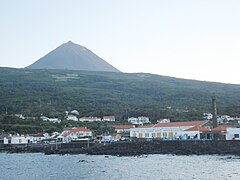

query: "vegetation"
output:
0 67 240 133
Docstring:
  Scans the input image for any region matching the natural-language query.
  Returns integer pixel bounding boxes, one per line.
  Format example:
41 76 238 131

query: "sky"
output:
1 0 240 84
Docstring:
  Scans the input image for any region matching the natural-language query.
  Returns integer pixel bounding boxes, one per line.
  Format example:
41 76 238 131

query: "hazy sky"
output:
1 0 240 84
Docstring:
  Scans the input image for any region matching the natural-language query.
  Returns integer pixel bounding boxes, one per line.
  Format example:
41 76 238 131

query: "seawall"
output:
86 140 240 156
2 140 240 156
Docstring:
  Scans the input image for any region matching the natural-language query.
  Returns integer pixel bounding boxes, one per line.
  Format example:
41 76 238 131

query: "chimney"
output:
212 96 218 128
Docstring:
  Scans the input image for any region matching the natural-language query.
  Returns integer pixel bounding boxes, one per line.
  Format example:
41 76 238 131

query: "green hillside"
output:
0 67 240 122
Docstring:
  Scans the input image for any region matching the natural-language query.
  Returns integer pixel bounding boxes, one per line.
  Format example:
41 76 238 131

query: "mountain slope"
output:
26 41 120 72
0 68 240 121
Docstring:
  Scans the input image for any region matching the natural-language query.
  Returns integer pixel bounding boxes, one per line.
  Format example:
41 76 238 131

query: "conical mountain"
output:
26 41 120 72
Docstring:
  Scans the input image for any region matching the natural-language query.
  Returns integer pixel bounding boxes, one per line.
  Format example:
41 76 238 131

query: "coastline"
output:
1 140 240 156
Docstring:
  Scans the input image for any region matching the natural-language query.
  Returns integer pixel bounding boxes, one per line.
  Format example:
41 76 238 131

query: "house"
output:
102 116 115 122
128 116 150 125
113 125 135 133
48 118 61 123
40 116 61 123
130 125 154 138
1 134 34 144
130 120 209 140
184 126 209 140
205 125 233 140
31 133 49 143
101 135 113 143
203 113 213 120
0 134 8 144
15 114 25 119
67 114 78 121
157 119 170 123
226 127 240 140
70 110 79 116
65 110 79 121
138 116 150 123
60 127 92 143
79 117 101 122
128 117 138 124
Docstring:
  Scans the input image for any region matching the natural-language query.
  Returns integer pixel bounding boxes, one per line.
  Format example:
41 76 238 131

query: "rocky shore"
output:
2 140 240 156
86 140 240 156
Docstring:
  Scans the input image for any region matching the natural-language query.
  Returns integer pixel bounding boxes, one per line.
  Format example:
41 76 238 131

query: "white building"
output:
70 110 79 116
101 135 113 143
60 127 92 143
130 120 209 140
15 114 25 119
40 116 61 123
138 116 150 123
130 125 154 138
203 113 213 120
128 116 150 125
217 115 235 124
113 125 135 133
1 134 34 144
67 114 78 121
31 133 49 143
79 117 101 122
226 128 240 140
157 119 170 123
102 116 115 122
128 117 138 124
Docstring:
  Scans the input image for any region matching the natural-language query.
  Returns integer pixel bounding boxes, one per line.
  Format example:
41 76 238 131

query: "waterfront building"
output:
60 127 92 143
205 125 233 140
31 133 49 143
0 134 33 144
130 120 209 140
226 127 240 140
130 125 154 138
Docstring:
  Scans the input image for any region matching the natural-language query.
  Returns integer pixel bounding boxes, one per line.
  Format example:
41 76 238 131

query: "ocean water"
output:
0 153 240 180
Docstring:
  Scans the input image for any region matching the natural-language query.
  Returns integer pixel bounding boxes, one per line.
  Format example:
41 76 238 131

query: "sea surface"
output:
0 153 240 180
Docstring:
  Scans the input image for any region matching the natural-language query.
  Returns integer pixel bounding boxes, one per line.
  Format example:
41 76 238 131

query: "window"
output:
234 134 239 138
163 132 167 138
145 133 149 138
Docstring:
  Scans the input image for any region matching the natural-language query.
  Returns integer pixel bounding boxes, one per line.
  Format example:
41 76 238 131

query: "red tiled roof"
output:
153 120 208 128
62 127 91 137
185 126 209 132
211 125 233 132
113 125 135 129
103 116 115 118
71 127 91 133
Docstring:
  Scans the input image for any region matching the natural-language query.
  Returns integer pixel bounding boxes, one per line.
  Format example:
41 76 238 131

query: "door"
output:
157 133 161 138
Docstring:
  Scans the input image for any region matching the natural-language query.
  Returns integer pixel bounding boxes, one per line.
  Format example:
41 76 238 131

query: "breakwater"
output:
2 140 240 156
